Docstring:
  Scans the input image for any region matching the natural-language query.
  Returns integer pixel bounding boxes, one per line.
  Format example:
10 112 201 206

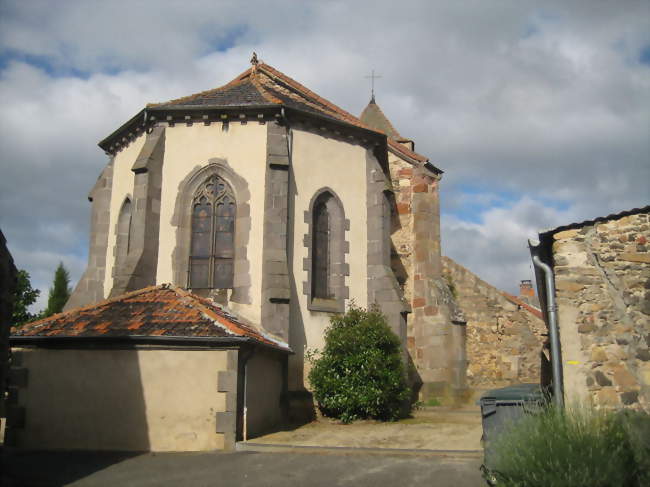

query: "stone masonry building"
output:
9 59 471 451
531 206 650 411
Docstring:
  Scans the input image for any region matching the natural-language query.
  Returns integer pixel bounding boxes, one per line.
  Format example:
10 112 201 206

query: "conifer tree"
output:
43 262 71 317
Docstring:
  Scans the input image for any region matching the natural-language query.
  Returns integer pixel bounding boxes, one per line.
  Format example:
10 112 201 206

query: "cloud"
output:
441 196 579 294
0 0 647 309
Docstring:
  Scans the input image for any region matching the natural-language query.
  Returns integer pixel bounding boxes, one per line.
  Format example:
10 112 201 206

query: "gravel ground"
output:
249 407 484 451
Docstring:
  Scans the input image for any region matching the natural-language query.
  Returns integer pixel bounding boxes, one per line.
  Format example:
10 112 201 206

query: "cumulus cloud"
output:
0 0 647 307
441 196 579 294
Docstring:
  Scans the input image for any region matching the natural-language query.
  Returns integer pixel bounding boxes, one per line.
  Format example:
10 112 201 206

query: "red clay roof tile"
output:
12 285 290 352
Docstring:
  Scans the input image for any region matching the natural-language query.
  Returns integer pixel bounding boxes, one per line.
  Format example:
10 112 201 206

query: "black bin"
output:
479 383 545 483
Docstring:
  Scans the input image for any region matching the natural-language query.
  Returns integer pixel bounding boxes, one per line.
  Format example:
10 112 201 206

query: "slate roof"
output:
11 285 290 352
359 98 403 140
146 62 430 165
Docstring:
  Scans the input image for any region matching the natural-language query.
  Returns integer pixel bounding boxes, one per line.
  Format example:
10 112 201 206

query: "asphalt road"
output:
3 450 486 487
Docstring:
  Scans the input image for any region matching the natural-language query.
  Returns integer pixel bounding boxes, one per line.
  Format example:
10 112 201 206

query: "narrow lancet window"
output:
115 198 132 268
312 198 331 299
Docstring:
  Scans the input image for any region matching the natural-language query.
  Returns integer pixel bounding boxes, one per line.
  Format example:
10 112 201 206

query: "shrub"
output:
307 304 410 423
490 405 649 487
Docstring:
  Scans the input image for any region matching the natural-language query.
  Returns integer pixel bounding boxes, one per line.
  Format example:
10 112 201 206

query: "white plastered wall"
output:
103 134 144 297
156 122 268 325
289 129 368 386
16 348 230 451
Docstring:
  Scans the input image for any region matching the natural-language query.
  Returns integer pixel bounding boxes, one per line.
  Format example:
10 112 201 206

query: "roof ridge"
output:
171 286 284 345
258 64 361 124
171 286 241 337
258 63 429 163
249 73 284 105
501 291 543 320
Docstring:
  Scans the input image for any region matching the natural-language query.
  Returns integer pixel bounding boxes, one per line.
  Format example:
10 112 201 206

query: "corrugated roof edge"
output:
9 335 293 354
538 205 650 238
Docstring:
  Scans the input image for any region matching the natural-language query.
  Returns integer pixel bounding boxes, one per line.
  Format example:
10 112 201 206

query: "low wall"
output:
443 257 546 390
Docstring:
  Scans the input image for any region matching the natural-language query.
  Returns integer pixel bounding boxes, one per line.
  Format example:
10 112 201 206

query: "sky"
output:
0 0 648 312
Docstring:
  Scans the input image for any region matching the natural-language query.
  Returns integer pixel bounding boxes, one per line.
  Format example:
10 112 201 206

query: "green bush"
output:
490 405 649 487
307 304 410 423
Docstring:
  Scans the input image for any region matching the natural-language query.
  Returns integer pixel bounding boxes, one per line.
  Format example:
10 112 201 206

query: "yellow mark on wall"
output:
566 360 580 365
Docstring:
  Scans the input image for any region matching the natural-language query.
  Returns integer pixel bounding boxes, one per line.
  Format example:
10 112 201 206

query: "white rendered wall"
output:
156 122 268 325
289 128 369 388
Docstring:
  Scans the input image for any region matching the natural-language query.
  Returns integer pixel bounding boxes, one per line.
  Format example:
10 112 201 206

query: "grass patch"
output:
489 405 649 487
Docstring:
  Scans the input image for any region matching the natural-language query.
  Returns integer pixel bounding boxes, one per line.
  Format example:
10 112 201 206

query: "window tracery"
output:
189 175 235 289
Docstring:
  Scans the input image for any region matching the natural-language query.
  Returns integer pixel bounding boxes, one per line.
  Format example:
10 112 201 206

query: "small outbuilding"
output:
7 284 291 451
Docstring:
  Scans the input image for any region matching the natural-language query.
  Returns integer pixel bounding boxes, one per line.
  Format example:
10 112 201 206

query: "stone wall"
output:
442 257 546 389
386 152 467 400
551 210 649 411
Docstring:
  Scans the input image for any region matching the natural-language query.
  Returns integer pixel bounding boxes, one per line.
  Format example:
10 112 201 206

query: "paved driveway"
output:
3 450 485 487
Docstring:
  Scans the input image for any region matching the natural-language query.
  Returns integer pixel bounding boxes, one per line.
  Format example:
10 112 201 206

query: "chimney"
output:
519 280 534 298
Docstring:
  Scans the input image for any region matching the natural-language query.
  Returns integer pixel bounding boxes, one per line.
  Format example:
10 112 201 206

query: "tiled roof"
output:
149 63 429 164
501 292 543 320
11 285 290 351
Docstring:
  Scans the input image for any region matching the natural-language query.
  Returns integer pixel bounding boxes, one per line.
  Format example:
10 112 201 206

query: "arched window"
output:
189 175 235 289
307 190 349 312
312 196 331 299
115 197 132 268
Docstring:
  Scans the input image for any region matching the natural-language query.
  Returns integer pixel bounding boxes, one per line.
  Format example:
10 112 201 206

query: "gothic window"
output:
312 197 331 299
189 175 235 289
307 190 348 312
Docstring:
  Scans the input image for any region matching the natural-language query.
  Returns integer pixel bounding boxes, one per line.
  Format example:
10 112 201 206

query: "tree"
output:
43 262 71 317
307 304 411 423
11 269 41 326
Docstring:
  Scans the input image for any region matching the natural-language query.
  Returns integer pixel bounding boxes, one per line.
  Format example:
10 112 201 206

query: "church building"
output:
8 58 467 451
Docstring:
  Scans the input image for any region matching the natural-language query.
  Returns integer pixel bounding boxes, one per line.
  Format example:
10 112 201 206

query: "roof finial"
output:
250 52 259 67
364 69 382 103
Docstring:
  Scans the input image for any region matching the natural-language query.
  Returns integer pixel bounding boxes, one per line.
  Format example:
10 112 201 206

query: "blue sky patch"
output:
199 24 249 57
639 44 650 65
0 49 92 78
441 184 519 223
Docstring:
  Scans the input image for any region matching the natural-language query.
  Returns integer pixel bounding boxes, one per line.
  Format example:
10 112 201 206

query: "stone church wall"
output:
288 127 369 391
157 122 268 325
550 210 649 411
442 257 546 390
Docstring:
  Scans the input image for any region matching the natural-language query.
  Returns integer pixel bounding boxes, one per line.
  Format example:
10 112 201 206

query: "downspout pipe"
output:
530 247 564 408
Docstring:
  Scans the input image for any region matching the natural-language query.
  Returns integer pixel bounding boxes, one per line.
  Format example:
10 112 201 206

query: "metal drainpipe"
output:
531 254 564 408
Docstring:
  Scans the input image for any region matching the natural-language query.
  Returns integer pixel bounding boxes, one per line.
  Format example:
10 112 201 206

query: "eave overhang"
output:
10 334 294 354
98 103 389 156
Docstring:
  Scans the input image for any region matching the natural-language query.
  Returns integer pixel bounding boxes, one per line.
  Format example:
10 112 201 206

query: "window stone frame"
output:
302 188 349 313
171 159 252 304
